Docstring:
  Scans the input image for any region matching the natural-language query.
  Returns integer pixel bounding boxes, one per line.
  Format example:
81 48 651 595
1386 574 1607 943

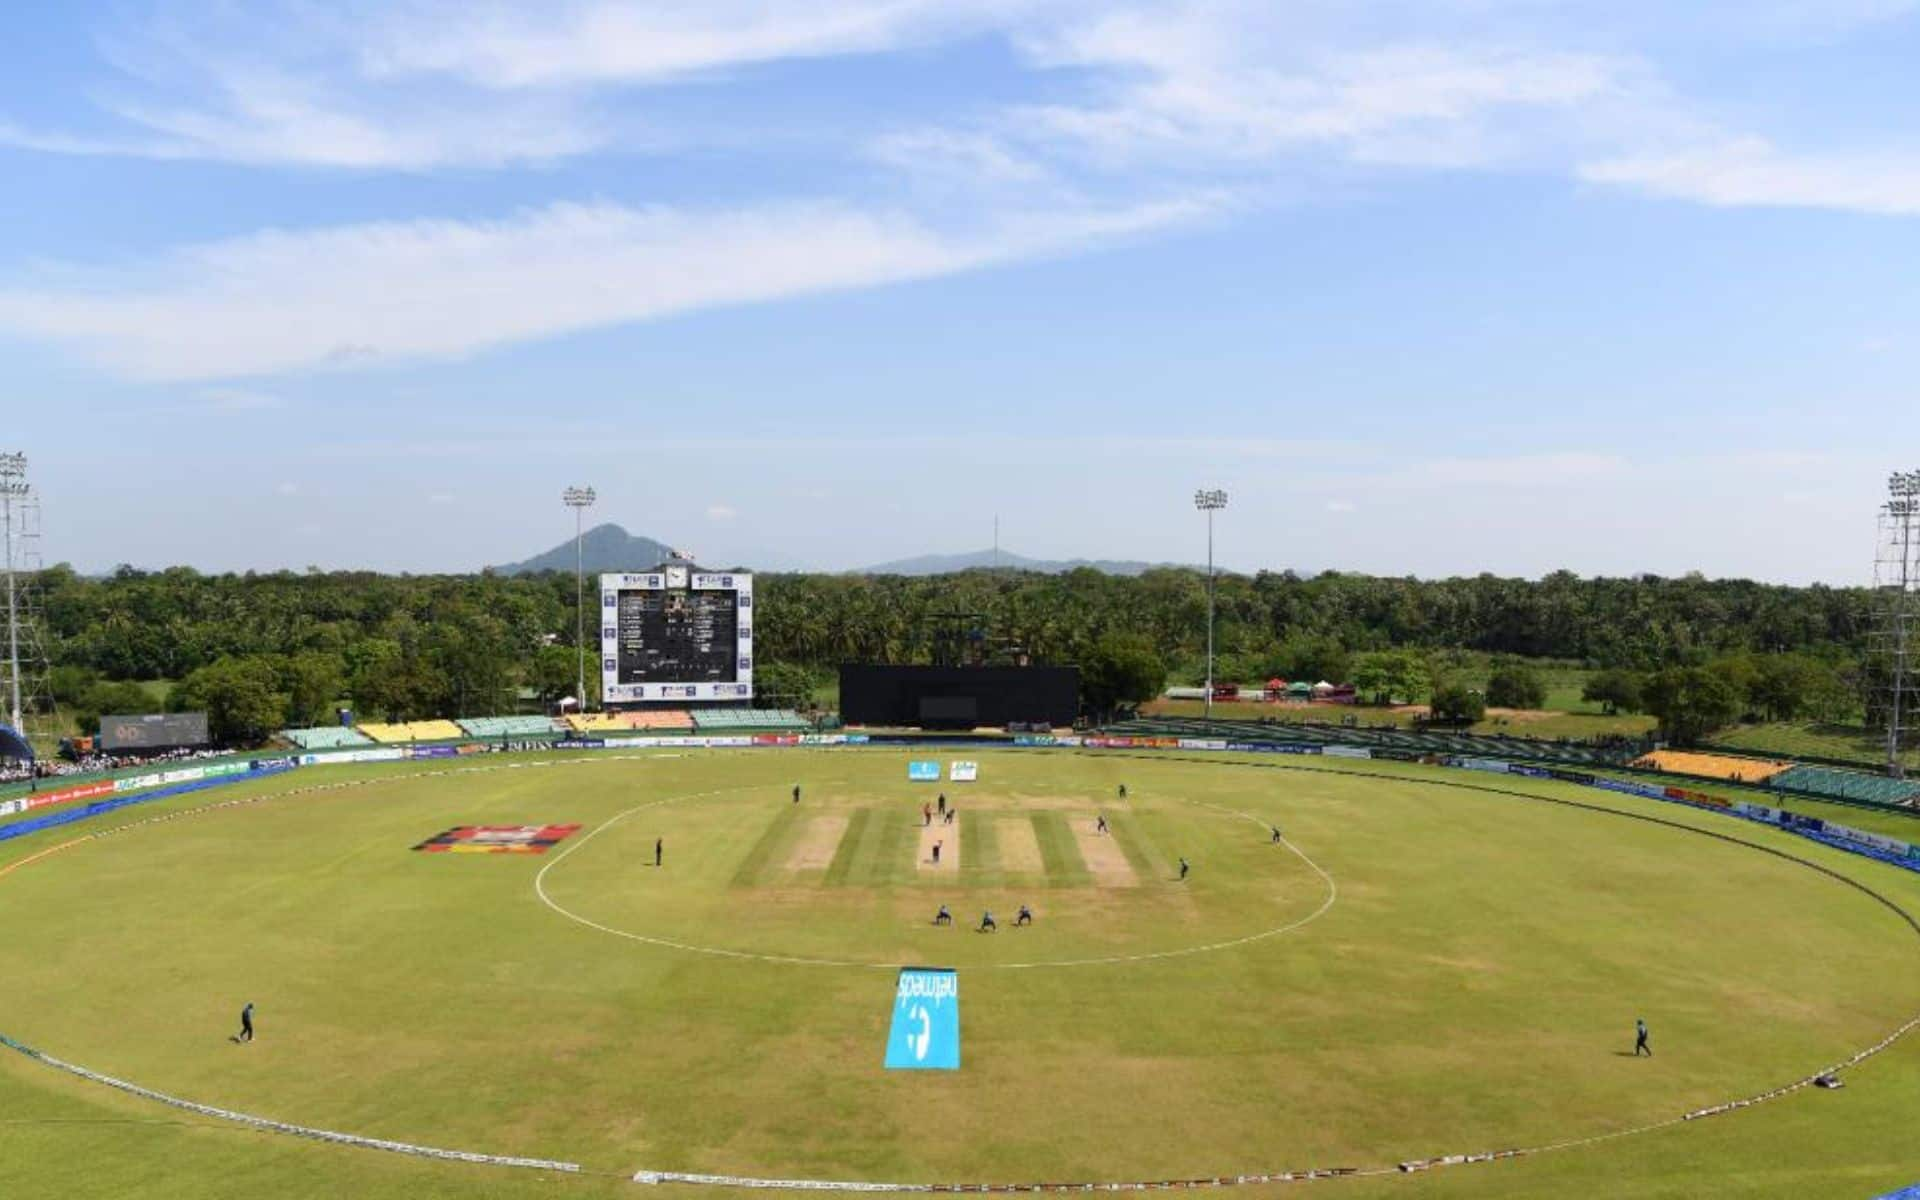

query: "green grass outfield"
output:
4 747 1920 1198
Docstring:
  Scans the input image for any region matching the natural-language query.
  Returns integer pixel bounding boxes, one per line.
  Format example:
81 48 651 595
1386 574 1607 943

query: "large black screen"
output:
615 588 740 684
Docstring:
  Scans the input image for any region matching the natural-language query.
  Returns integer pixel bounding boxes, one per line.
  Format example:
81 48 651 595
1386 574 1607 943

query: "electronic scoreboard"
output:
600 565 753 703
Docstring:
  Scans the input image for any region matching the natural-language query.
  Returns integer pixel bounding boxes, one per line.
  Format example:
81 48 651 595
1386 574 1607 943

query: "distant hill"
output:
851 548 1190 576
491 524 693 575
492 528 1196 577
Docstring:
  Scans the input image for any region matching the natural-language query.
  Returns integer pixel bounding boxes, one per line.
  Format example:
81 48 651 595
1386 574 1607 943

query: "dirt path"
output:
1069 816 1136 885
784 815 849 872
997 818 1045 874
916 817 959 874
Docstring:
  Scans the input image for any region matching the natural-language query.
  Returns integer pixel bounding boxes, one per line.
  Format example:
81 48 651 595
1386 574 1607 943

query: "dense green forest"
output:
21 563 1880 744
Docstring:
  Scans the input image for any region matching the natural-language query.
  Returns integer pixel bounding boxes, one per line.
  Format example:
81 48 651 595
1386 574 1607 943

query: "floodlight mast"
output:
1194 489 1229 720
1 452 26 732
1883 471 1920 777
563 486 597 714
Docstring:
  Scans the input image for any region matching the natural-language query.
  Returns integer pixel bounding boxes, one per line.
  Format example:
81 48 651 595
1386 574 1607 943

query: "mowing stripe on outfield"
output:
959 810 1000 887
1104 811 1167 880
821 807 871 887
861 805 916 886
1029 810 1090 887
729 802 806 887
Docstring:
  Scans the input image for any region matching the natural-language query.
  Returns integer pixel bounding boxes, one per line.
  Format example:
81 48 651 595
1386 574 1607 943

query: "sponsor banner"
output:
1735 801 1782 823
705 736 755 748
250 756 298 774
25 780 116 811
300 747 408 766
0 798 23 817
553 739 607 750
752 734 801 747
1013 735 1057 747
1665 785 1732 810
116 773 162 793
0 772 259 845
1821 822 1913 857
883 968 960 1070
1455 758 1512 774
845 734 872 745
1548 769 1596 785
1508 764 1551 779
950 761 979 782
1176 738 1229 751
405 745 460 760
1224 741 1319 755
1322 745 1373 760
908 760 941 782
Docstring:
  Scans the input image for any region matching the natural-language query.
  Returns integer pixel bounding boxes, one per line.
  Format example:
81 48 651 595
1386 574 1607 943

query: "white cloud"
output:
1003 5 1632 171
275 481 298 495
0 5 607 169
706 504 738 521
363 0 1031 88
0 197 1212 381
1581 137 1920 216
428 492 455 505
1325 499 1356 513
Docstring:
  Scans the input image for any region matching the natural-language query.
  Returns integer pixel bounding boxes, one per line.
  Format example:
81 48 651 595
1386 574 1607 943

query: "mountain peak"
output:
491 523 687 575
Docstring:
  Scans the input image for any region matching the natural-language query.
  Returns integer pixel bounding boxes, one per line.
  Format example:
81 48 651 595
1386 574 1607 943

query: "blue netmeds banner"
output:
884 968 960 1070
908 760 941 782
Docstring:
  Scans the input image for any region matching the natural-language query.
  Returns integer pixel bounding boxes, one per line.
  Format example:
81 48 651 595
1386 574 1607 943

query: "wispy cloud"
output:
0 197 1213 381
361 0 1031 88
1580 137 1920 216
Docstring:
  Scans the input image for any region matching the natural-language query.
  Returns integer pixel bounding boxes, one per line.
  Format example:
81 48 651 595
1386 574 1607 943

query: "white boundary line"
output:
5 744 1918 1193
532 783 1339 971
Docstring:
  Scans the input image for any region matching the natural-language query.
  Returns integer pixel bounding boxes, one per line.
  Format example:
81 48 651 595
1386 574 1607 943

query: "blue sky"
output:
2 1 1918 582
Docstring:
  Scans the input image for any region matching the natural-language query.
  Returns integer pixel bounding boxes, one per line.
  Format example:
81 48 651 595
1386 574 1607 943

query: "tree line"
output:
23 563 1880 745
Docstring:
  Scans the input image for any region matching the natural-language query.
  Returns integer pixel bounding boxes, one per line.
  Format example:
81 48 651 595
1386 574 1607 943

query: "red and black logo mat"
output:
413 824 581 854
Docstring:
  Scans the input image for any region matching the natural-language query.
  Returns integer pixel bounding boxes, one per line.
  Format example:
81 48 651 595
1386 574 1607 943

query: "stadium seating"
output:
624 709 695 730
282 725 372 750
691 708 809 732
565 713 632 734
1101 716 1634 767
357 720 465 744
458 716 562 738
1771 764 1920 807
561 711 695 733
1629 750 1793 784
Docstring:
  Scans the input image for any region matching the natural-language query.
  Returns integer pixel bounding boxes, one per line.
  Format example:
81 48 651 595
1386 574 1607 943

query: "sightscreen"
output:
840 665 1079 729
600 568 753 703
98 711 211 752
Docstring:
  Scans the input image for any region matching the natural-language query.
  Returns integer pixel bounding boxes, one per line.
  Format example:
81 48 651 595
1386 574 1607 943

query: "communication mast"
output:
1 452 55 751
1871 469 1920 778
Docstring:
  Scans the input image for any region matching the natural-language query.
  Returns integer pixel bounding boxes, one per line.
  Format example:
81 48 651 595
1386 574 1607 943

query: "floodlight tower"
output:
563 486 597 713
1194 489 1229 720
1874 470 1920 777
1 453 49 743
2 453 26 732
